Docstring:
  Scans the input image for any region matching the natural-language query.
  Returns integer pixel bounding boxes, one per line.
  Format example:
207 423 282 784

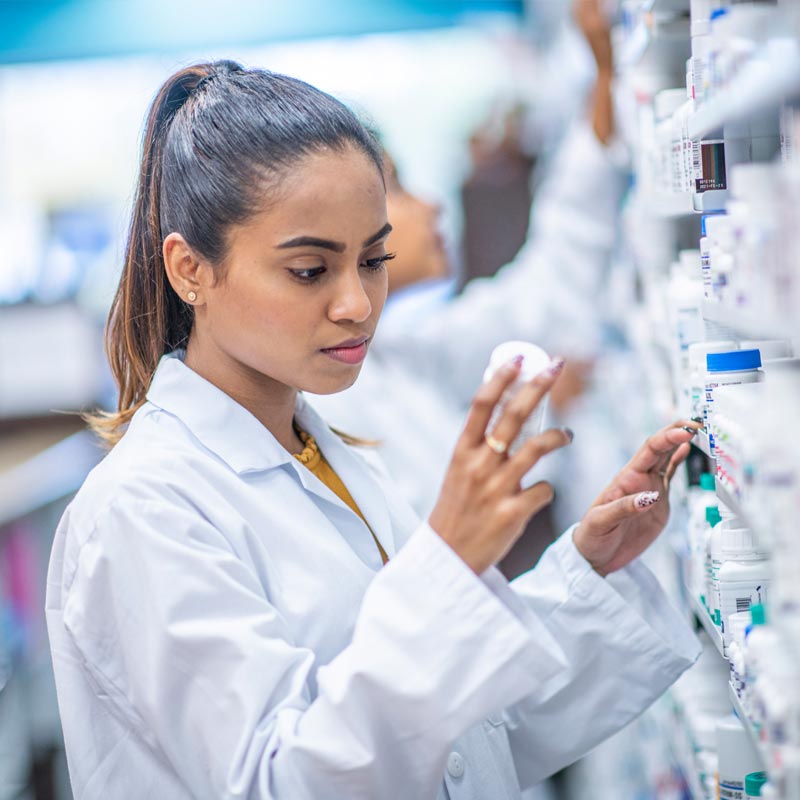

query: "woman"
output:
46 61 700 800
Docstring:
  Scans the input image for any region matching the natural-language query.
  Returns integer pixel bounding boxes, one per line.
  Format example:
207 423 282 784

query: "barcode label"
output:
736 597 751 613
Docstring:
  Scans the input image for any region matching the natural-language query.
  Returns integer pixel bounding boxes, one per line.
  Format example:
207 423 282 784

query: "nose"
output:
328 268 372 324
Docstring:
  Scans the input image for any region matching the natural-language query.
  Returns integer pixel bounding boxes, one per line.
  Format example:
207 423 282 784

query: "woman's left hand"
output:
574 421 701 576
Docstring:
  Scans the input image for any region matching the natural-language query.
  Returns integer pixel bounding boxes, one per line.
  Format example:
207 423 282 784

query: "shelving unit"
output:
729 683 769 768
688 38 800 140
614 0 800 797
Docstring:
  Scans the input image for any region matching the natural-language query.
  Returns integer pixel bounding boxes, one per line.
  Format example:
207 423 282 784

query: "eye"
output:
362 252 396 272
289 266 327 283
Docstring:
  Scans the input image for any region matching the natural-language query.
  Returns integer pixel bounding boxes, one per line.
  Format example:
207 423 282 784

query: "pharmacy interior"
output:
0 0 799 798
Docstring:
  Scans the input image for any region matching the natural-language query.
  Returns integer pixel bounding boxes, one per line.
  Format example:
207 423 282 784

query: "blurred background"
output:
3 0 800 798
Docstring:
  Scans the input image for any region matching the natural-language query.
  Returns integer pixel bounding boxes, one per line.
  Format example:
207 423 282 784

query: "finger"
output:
626 422 699 475
514 480 555 519
461 356 523 445
488 357 565 453
584 490 661 531
501 427 574 487
665 442 691 483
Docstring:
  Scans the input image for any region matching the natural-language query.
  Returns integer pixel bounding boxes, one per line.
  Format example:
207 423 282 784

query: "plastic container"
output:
483 341 551 456
716 714 763 800
718 526 770 646
727 610 752 696
688 340 736 420
704 349 763 454
703 505 722 616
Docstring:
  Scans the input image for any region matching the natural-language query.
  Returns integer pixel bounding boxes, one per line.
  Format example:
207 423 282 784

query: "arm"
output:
62 499 574 800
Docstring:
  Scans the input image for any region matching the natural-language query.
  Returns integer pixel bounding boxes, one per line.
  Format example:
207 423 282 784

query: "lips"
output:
320 336 369 365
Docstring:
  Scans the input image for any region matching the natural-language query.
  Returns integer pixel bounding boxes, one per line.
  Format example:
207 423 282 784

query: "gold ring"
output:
485 435 508 455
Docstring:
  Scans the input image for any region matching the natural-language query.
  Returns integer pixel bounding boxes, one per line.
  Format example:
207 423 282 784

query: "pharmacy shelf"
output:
714 480 757 532
701 300 792 339
0 429 103 528
671 717 707 800
688 37 800 140
688 589 726 658
728 683 769 768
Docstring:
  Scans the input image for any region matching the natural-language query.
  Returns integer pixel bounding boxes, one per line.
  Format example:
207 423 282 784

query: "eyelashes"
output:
289 252 396 284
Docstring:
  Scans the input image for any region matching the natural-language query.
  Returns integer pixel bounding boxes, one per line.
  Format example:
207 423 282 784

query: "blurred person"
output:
310 0 622 529
46 58 701 800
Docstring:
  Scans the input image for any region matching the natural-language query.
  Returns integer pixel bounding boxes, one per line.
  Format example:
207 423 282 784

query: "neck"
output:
184 334 304 454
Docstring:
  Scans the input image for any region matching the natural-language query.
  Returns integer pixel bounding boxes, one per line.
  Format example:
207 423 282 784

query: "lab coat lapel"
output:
295 397 396 562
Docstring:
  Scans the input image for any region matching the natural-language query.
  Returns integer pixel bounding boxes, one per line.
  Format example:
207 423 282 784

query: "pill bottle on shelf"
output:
727 610 751 697
704 350 763 454
718 526 769 647
687 340 736 420
716 714 763 800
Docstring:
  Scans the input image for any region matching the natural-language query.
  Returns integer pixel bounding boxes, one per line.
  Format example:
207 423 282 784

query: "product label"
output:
693 139 727 193
720 780 744 799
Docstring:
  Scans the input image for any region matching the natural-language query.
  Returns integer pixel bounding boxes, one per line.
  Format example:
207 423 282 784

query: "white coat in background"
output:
309 121 628 520
46 353 700 800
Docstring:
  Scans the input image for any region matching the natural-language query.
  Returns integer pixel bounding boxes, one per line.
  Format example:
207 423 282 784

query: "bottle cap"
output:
710 7 728 22
484 341 551 384
706 507 721 525
745 771 767 796
750 603 767 626
721 526 763 557
701 213 723 236
700 472 716 491
706 349 762 372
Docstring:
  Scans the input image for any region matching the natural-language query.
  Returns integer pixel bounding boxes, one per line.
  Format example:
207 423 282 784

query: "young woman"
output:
46 61 700 800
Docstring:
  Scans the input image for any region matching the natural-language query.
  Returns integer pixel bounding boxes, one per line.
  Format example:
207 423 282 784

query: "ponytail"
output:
88 60 383 445
87 65 210 444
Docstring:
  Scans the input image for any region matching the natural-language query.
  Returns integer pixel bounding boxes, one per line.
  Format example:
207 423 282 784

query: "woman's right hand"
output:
428 356 573 574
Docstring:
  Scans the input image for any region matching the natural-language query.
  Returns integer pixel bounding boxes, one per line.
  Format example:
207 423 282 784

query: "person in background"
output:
46 56 701 800
309 0 624 536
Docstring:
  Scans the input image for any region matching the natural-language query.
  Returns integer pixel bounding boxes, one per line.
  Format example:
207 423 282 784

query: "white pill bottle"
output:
482 341 552 459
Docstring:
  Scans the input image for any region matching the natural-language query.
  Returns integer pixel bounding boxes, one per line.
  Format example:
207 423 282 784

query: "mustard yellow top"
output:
293 426 389 565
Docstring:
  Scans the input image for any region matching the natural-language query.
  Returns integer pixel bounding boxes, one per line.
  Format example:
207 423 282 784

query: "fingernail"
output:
691 416 704 423
562 427 574 443
681 426 698 435
544 357 565 378
511 354 524 367
635 491 660 509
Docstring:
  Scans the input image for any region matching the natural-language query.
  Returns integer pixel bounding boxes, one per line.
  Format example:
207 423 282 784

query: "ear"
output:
163 232 211 305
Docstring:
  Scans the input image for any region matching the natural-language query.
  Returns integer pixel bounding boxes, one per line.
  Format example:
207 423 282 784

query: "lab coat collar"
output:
146 352 293 474
146 353 396 560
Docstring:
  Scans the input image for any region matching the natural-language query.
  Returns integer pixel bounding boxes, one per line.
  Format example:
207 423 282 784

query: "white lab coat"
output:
46 353 699 800
309 121 628 519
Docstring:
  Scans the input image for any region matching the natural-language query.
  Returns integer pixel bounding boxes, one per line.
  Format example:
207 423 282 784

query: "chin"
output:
301 368 362 396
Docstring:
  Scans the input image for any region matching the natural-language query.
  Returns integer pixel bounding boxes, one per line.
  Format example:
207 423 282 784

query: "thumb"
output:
585 490 660 531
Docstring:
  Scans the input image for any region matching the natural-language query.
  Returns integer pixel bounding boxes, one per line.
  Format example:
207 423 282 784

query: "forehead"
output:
267 146 386 232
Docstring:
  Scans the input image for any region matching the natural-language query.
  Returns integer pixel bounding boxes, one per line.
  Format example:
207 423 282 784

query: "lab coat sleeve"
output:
489 526 701 790
61 499 578 800
379 121 629 407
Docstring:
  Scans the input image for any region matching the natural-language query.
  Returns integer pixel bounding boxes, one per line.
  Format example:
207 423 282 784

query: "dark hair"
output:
90 60 384 444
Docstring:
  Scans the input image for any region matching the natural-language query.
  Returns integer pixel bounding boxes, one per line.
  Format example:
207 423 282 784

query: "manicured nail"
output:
691 416 703 423
511 354 524 367
544 357 565 378
562 427 574 443
635 491 660 509
681 426 698 435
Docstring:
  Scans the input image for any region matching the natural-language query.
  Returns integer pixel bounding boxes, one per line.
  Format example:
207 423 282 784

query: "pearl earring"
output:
187 291 197 303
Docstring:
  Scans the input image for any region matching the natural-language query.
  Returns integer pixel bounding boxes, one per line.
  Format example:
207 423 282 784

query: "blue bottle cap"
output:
710 8 728 21
701 213 723 236
706 349 762 372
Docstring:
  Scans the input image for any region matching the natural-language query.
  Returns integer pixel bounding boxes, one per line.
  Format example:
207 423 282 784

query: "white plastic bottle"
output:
687 340 736 421
743 604 778 724
718 526 770 647
715 714 763 800
483 341 552 458
703 505 721 617
726 610 751 697
704 349 763 455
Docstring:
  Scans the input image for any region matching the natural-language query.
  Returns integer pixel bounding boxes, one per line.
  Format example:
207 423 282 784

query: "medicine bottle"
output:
704 349 763 454
483 341 551 455
718 526 769 646
715 714 762 800
687 340 735 420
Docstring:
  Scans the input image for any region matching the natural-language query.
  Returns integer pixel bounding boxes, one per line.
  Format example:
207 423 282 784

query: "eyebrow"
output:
276 222 393 253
